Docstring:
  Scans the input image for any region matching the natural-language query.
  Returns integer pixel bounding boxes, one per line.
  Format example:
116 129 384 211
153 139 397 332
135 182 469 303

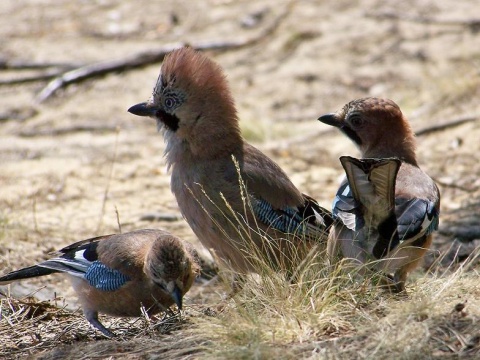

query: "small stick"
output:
34 4 292 104
415 114 479 136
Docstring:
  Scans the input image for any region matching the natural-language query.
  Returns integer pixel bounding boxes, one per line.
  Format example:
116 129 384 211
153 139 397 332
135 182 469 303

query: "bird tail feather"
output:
0 265 59 285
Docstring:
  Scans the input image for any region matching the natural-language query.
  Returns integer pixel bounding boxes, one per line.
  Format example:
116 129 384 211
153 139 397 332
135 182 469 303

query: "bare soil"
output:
1 0 479 358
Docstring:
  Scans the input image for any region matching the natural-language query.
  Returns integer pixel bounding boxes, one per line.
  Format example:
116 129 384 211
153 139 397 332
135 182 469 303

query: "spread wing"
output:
334 157 401 258
395 197 440 242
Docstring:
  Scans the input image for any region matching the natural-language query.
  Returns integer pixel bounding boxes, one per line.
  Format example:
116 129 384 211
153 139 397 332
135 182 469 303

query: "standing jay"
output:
128 47 332 274
318 98 440 291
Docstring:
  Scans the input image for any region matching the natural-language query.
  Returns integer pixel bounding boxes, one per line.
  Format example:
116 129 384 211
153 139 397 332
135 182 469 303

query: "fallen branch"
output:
265 113 478 150
17 124 118 137
416 114 479 136
366 11 480 32
34 4 292 104
432 177 477 193
439 226 480 241
0 59 80 70
139 212 182 222
0 69 64 86
0 108 38 122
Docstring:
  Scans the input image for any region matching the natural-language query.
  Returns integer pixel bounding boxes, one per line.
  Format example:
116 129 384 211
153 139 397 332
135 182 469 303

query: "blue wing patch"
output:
332 182 356 215
395 198 439 241
253 198 307 234
84 261 131 291
332 182 364 231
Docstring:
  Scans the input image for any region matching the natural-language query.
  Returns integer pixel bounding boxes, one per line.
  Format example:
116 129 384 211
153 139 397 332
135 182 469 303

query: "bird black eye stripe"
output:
156 109 180 132
341 126 362 146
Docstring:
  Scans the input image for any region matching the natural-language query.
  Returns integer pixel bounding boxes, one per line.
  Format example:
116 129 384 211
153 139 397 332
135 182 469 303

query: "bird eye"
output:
349 114 363 127
164 97 176 110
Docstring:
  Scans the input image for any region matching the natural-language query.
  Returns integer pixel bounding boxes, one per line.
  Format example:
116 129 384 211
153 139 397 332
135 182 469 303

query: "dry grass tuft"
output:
192 247 480 359
174 173 480 359
0 234 478 359
1 164 479 359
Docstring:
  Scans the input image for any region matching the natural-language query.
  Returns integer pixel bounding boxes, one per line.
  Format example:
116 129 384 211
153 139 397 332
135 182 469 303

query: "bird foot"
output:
378 274 406 294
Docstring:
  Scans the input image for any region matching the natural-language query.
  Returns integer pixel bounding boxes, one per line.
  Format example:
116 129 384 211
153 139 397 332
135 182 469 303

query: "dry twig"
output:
439 226 480 241
34 5 291 104
366 11 480 32
17 124 118 137
0 69 66 86
416 114 479 136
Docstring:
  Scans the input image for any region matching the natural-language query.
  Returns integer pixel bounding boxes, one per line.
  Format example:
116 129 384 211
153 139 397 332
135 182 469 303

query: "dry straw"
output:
0 163 479 358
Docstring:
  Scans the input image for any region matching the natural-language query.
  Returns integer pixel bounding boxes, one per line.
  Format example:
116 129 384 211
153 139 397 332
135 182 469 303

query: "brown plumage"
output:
0 229 200 336
319 97 440 291
128 47 332 274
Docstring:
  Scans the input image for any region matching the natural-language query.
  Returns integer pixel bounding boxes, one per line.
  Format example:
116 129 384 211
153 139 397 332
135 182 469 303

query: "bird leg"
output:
215 273 246 312
84 308 115 337
377 273 406 293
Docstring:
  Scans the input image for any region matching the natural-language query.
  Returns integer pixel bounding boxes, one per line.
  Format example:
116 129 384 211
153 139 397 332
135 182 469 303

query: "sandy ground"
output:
0 0 479 358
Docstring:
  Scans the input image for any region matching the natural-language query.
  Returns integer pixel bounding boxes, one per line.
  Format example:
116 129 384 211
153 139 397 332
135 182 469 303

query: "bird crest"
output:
156 47 230 101
343 97 403 120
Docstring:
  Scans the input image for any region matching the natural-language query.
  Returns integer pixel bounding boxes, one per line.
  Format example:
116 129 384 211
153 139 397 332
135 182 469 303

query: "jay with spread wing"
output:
319 98 440 291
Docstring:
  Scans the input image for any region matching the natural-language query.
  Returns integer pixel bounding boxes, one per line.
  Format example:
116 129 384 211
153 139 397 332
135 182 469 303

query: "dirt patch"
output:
1 0 479 358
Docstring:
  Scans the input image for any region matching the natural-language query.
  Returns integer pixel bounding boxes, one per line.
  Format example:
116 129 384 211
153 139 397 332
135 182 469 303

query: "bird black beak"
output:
170 285 183 310
318 113 341 127
320 113 363 145
128 102 157 117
